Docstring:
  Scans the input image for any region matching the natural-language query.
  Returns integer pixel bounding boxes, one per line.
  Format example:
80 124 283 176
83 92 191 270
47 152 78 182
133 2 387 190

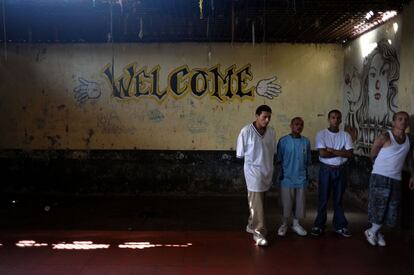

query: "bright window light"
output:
52 241 110 250
365 11 374 20
359 30 378 58
119 242 192 250
16 240 48 248
353 10 398 37
393 22 399 33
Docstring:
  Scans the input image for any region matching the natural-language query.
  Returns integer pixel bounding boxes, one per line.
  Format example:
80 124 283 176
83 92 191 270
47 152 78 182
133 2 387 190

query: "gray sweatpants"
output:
281 186 306 221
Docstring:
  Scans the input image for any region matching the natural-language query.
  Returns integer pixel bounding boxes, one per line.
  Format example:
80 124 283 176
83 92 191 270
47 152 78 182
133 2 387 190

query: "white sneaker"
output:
377 232 386 247
253 233 268 246
246 225 254 234
364 229 377 246
277 224 288 236
292 224 307 236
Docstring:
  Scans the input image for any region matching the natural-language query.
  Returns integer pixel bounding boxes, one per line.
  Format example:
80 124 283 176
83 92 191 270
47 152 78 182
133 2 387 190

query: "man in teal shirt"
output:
276 117 311 236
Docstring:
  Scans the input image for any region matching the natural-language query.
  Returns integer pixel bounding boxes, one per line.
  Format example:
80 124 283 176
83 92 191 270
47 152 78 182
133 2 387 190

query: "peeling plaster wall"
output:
0 43 343 150
398 1 414 229
399 2 414 112
0 149 321 196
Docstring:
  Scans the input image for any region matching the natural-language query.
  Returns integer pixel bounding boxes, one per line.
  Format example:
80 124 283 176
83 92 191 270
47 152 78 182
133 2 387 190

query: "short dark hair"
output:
256 105 272 116
290 117 303 124
328 109 342 118
392 111 409 121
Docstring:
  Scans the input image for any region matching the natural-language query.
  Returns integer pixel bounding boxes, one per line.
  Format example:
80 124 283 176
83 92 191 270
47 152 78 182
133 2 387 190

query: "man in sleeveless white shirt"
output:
365 111 414 247
311 110 354 237
236 105 277 246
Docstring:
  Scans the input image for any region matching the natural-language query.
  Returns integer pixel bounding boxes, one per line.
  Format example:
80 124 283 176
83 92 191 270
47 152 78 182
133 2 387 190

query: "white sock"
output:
293 218 300 226
369 223 382 234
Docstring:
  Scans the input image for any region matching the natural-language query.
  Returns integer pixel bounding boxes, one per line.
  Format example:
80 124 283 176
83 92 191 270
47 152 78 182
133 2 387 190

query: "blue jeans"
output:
314 163 348 230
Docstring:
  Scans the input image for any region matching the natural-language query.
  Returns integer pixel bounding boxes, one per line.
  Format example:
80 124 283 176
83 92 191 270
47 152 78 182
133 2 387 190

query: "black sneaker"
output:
310 227 323 236
336 228 352 237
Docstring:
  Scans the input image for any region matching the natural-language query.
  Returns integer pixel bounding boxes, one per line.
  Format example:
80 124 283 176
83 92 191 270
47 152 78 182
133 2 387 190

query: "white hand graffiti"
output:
73 77 101 104
256 76 282 99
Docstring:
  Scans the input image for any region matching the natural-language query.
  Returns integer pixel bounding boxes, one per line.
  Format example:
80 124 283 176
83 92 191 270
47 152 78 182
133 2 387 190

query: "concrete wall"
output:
390 1 414 230
0 43 343 150
399 1 414 113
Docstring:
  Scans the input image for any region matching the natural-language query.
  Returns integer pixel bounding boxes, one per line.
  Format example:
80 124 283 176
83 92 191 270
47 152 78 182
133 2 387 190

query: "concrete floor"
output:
1 192 414 274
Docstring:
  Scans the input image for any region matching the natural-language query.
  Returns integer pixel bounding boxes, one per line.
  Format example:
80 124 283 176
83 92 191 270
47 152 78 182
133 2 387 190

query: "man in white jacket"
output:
236 105 277 246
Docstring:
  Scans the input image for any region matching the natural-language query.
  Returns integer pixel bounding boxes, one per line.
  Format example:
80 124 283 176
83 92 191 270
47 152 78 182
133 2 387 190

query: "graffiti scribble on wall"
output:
73 77 102 104
97 112 136 134
148 109 165 123
101 63 282 103
187 112 209 134
344 39 399 155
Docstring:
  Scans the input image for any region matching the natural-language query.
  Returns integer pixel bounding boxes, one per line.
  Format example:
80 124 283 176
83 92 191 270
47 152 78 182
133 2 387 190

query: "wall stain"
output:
215 121 229 146
36 119 46 129
221 154 232 160
83 129 94 146
97 112 135 134
46 135 61 147
35 48 47 62
23 129 34 145
42 106 48 116
187 113 208 134
276 114 290 124
175 152 185 160
148 109 165 123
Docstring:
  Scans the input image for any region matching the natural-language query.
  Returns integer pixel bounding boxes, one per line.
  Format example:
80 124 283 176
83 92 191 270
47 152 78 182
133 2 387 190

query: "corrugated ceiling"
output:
0 0 410 44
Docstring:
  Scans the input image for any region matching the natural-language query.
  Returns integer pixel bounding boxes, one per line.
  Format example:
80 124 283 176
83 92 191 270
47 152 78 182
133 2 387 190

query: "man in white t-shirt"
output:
236 105 277 246
310 109 354 237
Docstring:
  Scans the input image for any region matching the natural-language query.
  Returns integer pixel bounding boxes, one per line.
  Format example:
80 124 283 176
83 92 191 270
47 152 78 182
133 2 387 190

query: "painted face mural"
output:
367 53 390 121
344 39 399 155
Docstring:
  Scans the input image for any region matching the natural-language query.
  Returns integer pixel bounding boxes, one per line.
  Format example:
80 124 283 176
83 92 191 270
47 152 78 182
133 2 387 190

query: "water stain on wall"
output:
215 120 229 147
23 129 34 145
35 48 47 62
148 109 165 123
187 113 208 134
97 112 135 134
276 114 290 124
83 129 94 147
36 118 46 129
46 135 61 147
